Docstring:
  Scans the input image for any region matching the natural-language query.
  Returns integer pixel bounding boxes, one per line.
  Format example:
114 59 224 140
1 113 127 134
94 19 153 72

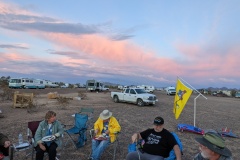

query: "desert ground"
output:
0 88 239 160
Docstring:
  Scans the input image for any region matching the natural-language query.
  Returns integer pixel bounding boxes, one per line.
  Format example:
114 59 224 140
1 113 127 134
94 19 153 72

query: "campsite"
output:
0 88 240 160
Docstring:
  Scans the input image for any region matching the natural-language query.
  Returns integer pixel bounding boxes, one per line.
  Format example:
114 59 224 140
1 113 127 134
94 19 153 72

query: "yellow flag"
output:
173 79 193 119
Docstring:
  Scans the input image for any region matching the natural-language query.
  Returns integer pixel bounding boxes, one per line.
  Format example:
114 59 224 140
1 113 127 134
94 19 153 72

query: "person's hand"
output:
131 133 138 143
50 135 56 141
4 141 11 148
94 129 99 135
39 143 46 151
105 130 110 134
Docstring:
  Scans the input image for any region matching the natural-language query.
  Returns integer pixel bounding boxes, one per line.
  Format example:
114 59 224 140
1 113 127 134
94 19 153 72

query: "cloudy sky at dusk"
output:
0 0 240 88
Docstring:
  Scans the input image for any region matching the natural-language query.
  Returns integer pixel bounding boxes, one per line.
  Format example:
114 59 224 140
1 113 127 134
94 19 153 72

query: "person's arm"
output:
0 133 10 148
173 144 181 160
131 133 142 143
54 120 64 138
108 117 121 134
94 118 101 136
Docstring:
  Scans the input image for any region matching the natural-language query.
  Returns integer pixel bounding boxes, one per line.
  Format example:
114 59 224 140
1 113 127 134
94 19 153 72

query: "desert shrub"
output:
0 86 14 101
56 96 70 109
78 90 87 99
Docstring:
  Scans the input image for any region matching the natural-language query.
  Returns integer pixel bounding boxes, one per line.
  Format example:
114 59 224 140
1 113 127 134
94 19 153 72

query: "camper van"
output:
86 80 103 92
8 78 45 89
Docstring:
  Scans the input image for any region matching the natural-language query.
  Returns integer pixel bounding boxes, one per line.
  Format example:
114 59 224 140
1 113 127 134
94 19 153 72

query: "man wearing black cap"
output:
126 117 181 160
194 131 233 160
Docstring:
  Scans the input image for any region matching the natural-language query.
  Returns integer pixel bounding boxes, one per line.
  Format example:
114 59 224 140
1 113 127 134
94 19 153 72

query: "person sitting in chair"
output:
194 131 233 160
89 109 121 160
126 116 181 160
34 111 63 160
0 133 11 160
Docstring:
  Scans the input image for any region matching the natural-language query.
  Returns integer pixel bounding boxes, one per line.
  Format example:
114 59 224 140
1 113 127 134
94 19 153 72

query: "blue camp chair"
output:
65 113 88 149
164 132 183 160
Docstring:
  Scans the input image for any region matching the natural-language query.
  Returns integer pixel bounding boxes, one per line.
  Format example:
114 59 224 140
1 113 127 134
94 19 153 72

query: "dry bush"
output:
0 86 14 101
27 101 42 113
56 96 70 109
78 90 87 99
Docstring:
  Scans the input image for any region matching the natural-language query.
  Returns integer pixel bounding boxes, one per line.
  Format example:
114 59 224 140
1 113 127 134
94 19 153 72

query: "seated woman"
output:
34 111 63 160
89 109 121 160
0 133 11 160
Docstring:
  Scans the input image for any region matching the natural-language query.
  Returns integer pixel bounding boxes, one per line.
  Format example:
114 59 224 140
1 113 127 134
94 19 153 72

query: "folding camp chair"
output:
88 129 121 160
24 121 62 160
27 121 42 160
164 132 183 160
65 113 88 149
10 121 41 160
79 107 94 122
104 132 121 160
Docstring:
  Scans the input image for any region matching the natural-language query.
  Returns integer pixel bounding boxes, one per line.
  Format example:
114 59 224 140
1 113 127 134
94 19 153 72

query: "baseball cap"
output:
153 117 164 125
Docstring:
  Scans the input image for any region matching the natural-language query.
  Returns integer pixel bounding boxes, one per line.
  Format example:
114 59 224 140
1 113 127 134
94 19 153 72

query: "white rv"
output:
43 80 58 88
8 78 45 89
136 85 155 93
86 80 103 92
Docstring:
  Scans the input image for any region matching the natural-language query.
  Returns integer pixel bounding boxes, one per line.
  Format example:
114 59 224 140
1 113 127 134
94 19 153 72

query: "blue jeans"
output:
91 138 110 160
126 150 164 160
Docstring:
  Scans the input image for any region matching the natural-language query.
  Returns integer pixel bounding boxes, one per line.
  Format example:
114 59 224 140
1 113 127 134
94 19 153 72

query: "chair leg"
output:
65 132 78 149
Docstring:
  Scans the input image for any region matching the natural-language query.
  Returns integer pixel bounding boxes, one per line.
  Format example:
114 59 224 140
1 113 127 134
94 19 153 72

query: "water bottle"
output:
18 133 23 144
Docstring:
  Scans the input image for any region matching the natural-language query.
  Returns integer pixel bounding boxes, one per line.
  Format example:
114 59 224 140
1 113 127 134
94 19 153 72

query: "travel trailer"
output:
43 80 58 88
8 78 45 89
136 85 155 93
86 80 103 92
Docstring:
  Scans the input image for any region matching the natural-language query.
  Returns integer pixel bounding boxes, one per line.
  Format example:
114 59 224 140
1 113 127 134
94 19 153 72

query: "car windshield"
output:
135 89 147 94
169 89 175 91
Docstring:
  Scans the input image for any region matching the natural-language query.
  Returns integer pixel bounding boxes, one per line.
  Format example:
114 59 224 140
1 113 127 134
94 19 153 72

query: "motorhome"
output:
8 78 45 89
86 80 103 92
136 85 155 93
43 80 58 88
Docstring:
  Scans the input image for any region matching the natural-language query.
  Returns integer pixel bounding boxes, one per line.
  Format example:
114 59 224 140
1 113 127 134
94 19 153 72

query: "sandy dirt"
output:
0 88 239 160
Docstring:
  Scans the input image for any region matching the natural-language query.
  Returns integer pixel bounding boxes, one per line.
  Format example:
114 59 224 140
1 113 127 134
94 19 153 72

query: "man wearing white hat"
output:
89 110 121 160
194 131 233 160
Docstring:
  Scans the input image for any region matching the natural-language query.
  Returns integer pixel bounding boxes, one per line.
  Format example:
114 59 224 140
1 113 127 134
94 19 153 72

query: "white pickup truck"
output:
111 88 158 106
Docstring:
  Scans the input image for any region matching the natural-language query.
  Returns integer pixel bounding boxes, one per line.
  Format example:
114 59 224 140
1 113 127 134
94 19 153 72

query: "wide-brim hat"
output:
195 132 232 157
99 110 112 120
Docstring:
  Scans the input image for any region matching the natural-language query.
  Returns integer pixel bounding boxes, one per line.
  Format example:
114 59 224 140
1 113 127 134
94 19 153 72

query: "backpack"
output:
165 132 183 160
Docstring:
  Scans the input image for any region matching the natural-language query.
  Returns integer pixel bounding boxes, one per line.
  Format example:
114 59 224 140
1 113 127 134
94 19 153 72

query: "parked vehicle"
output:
86 80 103 92
9 78 45 89
235 92 240 98
43 80 58 88
110 88 158 106
136 85 155 93
61 83 69 88
166 86 176 95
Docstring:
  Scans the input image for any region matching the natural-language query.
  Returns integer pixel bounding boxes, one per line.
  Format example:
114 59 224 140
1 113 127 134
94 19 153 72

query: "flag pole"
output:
178 76 207 127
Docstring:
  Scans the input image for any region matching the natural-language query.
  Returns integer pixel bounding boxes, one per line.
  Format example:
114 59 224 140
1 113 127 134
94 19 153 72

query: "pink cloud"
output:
39 32 182 74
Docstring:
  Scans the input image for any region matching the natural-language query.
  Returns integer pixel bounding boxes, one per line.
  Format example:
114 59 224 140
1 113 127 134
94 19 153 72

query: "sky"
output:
0 0 240 89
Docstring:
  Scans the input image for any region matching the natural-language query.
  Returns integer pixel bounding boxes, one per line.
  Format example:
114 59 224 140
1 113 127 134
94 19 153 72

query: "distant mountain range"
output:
102 81 239 91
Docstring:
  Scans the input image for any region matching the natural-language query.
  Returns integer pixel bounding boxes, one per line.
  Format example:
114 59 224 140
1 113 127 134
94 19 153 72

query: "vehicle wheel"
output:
137 99 144 107
113 96 119 103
